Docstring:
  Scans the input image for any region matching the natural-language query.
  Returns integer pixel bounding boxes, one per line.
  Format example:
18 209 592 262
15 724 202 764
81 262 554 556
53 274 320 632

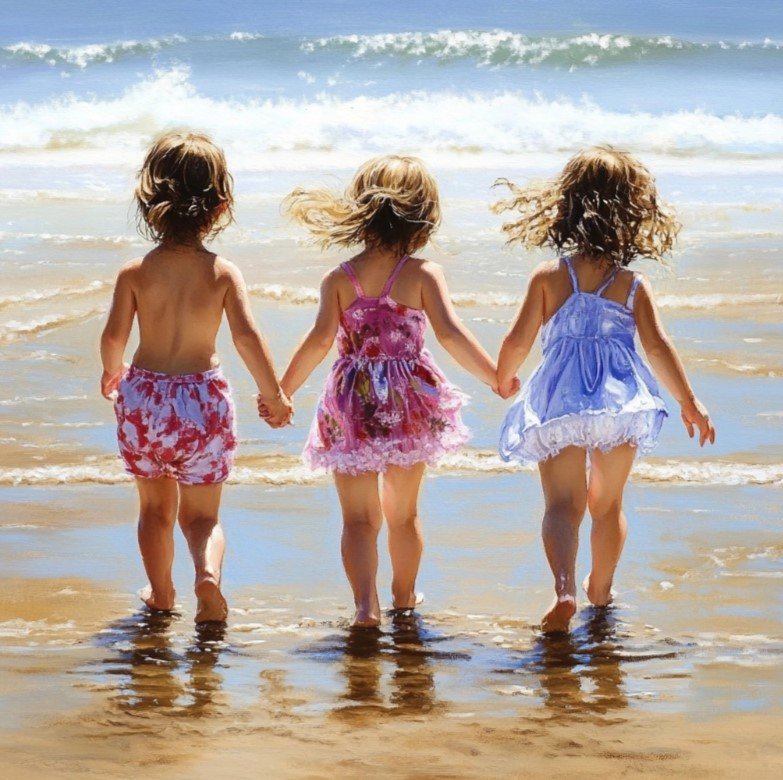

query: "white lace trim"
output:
500 408 667 464
304 424 471 475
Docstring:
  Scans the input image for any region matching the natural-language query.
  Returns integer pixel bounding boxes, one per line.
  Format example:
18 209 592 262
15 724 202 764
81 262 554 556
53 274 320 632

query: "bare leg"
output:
178 483 227 624
584 443 636 606
538 447 588 633
135 477 178 611
382 462 426 609
334 471 383 628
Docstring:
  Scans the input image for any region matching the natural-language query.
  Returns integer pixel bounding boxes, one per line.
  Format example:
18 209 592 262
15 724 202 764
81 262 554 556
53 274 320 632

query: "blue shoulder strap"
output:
626 273 642 310
563 257 579 292
595 268 619 297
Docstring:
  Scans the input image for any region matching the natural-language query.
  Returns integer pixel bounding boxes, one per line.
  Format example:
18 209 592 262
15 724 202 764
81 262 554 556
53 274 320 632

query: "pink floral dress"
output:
303 256 469 474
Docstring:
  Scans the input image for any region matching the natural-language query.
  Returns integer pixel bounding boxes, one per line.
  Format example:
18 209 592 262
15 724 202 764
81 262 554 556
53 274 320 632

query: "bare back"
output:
127 246 232 374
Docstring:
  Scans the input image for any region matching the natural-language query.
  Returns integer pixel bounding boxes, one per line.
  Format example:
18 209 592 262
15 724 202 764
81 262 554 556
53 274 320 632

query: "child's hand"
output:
101 364 128 400
681 397 715 446
257 391 294 429
495 376 521 400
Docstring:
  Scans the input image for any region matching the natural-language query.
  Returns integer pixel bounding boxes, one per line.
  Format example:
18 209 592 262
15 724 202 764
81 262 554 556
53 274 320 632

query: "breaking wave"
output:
2 452 780 487
2 67 782 159
4 31 779 71
304 31 783 67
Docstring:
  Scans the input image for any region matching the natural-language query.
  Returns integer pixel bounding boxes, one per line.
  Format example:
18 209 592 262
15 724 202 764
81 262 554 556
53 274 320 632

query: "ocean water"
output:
1 3 783 776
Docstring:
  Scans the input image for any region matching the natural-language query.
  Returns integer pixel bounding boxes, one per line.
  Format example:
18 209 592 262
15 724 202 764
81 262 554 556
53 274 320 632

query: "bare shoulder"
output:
630 269 653 295
411 257 445 285
115 256 144 285
212 256 249 293
213 254 240 277
118 256 143 274
528 259 562 291
532 259 560 278
324 262 351 292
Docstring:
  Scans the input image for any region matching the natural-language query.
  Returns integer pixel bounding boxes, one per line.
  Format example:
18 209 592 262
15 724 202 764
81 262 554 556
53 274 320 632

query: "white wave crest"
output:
2 66 782 159
0 307 106 343
2 35 186 69
2 453 781 487
0 281 109 310
304 30 782 67
0 230 138 249
632 461 783 487
247 283 320 305
246 283 782 312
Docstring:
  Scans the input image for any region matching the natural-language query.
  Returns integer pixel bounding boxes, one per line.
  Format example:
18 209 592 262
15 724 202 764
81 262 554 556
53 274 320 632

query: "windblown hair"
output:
283 155 441 256
494 146 679 266
135 131 234 244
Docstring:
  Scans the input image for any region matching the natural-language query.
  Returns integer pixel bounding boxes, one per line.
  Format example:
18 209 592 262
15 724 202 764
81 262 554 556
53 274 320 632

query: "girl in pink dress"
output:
276 155 499 627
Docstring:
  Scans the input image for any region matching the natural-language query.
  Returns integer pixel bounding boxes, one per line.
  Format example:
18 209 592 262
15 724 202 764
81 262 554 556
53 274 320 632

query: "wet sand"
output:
1 473 782 777
2 165 783 777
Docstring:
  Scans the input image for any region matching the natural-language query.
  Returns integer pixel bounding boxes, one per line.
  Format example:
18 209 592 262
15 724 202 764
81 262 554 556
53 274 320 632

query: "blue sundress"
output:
500 256 667 463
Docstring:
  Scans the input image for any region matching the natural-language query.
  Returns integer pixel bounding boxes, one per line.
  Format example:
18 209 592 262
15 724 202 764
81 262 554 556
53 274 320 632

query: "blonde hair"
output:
284 155 441 256
494 145 679 266
135 130 234 244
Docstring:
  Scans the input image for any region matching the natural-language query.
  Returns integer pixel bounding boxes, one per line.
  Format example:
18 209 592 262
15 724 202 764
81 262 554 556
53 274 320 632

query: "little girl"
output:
494 146 715 633
277 154 498 627
100 131 292 623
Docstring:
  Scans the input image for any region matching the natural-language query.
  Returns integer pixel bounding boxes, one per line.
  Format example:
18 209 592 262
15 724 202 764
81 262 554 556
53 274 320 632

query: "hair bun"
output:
135 131 234 244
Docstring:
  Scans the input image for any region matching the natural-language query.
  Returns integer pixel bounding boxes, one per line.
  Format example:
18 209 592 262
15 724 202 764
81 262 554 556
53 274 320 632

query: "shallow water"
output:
2 1 783 776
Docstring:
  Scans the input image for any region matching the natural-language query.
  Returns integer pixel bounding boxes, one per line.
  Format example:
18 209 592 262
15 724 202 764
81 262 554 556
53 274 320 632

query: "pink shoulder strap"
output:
381 255 409 298
340 262 365 297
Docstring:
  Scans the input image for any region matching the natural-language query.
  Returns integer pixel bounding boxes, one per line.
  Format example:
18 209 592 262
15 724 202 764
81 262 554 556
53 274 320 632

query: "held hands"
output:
494 376 521 400
100 363 128 400
681 396 715 446
257 390 294 429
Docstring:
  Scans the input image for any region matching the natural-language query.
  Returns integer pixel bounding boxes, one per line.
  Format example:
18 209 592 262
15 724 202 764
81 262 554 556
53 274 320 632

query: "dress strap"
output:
340 262 365 298
626 273 641 310
595 268 619 297
380 255 409 298
563 256 579 292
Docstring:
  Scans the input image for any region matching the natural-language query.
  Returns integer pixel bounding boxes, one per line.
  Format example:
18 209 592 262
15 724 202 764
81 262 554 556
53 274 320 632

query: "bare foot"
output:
582 574 615 607
541 595 576 634
352 597 382 628
352 611 381 628
194 577 228 624
391 591 425 612
138 585 175 612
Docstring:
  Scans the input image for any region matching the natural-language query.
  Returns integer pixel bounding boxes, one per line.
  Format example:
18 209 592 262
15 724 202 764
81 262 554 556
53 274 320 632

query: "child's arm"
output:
496 268 546 398
635 277 715 446
278 272 341 397
224 263 293 428
421 263 498 390
99 262 136 399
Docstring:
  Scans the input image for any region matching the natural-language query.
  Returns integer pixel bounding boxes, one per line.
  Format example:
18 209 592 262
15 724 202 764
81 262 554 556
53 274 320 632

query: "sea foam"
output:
2 453 780 487
2 66 782 163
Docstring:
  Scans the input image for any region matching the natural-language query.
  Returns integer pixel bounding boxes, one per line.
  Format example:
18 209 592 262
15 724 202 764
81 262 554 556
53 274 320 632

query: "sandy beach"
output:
2 1 783 776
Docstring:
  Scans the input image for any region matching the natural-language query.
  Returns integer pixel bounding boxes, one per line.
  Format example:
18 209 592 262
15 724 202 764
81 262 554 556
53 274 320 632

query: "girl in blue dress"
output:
495 146 715 633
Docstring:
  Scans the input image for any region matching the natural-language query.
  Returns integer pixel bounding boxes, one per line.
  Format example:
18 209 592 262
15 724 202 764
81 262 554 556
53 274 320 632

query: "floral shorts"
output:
114 365 237 485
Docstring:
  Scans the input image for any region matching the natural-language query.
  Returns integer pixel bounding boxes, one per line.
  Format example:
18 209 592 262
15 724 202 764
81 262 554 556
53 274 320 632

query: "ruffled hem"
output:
304 424 471 475
500 407 667 465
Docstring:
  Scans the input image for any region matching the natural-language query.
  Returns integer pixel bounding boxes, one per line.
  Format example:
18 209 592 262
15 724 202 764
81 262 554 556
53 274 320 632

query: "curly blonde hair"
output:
283 155 441 256
494 146 679 266
135 130 234 244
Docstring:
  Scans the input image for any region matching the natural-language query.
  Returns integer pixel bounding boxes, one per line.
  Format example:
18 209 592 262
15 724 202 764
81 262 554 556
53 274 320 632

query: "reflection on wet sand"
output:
519 608 633 720
87 611 229 718
303 612 468 720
